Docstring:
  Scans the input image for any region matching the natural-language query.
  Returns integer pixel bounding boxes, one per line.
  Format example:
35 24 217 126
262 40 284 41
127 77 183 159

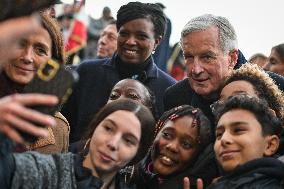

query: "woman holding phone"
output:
0 99 155 189
0 11 69 153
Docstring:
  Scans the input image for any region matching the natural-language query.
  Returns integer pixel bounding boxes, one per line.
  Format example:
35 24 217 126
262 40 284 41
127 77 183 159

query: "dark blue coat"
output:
62 54 176 143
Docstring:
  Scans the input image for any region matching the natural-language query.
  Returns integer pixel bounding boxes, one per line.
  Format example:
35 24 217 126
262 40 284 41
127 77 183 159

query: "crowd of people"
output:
0 1 284 189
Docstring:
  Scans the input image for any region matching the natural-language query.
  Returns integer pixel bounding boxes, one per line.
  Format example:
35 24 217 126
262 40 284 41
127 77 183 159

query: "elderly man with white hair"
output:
164 14 284 127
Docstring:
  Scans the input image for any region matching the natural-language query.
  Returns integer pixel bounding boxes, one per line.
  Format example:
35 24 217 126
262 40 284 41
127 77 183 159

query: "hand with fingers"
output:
0 94 58 144
183 177 204 189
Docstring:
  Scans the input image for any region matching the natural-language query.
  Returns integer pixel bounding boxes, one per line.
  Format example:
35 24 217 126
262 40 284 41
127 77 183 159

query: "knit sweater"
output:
11 152 77 189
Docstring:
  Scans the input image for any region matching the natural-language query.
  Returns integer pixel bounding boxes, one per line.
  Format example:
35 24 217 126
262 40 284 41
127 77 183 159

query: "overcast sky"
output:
82 0 284 59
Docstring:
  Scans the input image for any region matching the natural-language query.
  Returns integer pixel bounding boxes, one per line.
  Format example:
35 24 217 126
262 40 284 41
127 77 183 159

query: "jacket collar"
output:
102 52 159 80
223 157 284 179
74 155 103 189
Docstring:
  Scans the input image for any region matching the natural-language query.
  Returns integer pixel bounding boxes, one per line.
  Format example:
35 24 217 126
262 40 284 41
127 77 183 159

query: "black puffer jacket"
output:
128 144 219 189
207 157 284 189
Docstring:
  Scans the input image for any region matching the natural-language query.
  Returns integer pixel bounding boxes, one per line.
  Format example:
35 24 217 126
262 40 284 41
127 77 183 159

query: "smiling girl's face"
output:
152 115 199 176
86 110 141 176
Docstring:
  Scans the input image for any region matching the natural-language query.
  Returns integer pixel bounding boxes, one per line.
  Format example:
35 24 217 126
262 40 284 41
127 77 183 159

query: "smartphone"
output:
22 59 78 143
0 0 57 21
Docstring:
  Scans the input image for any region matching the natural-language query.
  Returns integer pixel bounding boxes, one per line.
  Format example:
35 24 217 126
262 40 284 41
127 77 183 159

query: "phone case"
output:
22 59 78 143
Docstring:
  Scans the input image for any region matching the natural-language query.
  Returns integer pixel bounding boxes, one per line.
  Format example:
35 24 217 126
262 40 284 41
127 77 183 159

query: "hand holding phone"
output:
0 94 58 144
22 59 78 143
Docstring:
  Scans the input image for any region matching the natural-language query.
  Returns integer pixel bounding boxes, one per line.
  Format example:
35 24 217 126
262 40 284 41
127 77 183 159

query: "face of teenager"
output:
181 26 237 99
97 24 118 58
3 26 52 85
117 18 160 64
108 79 150 106
88 110 141 175
219 80 257 101
263 49 284 76
153 116 199 176
214 109 272 172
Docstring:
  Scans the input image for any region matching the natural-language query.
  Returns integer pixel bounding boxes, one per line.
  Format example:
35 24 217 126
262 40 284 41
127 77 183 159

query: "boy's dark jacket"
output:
207 157 284 189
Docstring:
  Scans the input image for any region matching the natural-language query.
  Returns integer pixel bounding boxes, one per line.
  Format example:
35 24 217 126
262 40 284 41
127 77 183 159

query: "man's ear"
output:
228 49 238 69
264 135 279 156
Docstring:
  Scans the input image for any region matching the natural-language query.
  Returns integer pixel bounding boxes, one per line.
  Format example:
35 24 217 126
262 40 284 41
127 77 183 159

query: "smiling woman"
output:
3 24 52 85
0 99 156 188
61 1 176 144
0 12 68 154
128 105 219 189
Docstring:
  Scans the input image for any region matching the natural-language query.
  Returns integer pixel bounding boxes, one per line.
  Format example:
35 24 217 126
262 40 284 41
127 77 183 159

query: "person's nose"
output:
20 46 34 64
262 61 270 71
165 140 179 153
106 134 120 151
191 59 204 75
125 35 137 46
220 131 233 146
98 35 107 45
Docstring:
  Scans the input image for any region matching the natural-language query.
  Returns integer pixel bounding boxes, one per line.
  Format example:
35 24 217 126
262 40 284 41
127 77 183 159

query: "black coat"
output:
207 157 284 189
164 71 284 132
62 53 176 143
129 144 219 189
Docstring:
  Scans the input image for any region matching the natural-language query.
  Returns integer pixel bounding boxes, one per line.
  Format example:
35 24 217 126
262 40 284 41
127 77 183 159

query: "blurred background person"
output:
57 0 87 65
248 53 268 68
153 2 172 72
264 43 284 76
166 42 186 81
45 0 63 18
96 20 118 59
86 6 114 59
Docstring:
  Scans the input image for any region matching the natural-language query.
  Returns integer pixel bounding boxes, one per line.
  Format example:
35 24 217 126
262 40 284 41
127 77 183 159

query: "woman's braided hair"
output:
116 2 166 39
154 105 213 149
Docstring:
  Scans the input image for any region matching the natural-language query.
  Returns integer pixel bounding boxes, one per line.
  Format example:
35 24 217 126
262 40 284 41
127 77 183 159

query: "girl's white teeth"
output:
161 156 173 164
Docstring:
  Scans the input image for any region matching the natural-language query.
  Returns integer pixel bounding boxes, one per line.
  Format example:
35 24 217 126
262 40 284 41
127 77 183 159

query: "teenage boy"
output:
208 95 284 188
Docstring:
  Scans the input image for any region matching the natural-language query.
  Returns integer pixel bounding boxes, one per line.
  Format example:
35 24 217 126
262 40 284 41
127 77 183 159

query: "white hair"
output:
180 14 238 54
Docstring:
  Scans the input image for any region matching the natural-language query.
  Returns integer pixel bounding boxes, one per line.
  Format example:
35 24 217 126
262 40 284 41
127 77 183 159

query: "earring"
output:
83 138 91 151
152 46 156 54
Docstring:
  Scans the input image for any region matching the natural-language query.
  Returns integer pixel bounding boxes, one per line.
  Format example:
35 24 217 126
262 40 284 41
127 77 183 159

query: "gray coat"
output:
12 152 76 189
